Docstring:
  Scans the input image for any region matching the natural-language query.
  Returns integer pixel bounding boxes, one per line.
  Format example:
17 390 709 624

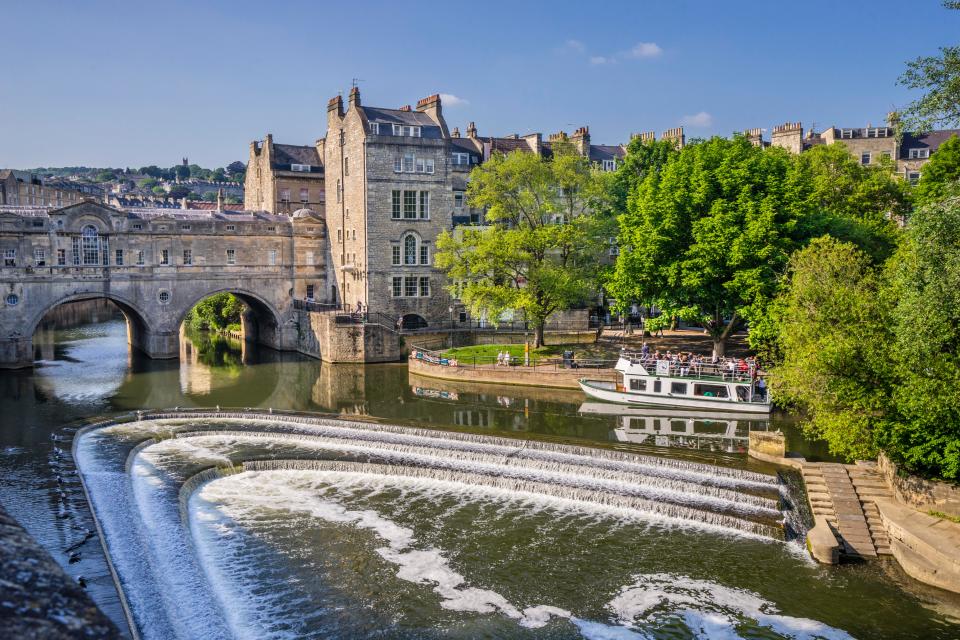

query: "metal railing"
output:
408 345 618 373
619 350 763 382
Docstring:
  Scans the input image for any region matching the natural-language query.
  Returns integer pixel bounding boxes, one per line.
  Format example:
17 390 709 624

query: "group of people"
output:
637 343 763 383
495 351 514 366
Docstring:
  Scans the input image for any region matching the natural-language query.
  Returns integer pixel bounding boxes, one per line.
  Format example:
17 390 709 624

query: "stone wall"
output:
296 309 402 363
878 452 960 519
748 431 786 459
0 505 121 638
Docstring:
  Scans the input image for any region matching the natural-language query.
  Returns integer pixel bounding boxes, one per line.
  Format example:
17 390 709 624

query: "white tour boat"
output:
579 351 771 414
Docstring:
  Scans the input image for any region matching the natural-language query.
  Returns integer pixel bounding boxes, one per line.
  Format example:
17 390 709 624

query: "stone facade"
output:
324 90 460 327
0 170 85 207
244 134 326 215
0 201 328 368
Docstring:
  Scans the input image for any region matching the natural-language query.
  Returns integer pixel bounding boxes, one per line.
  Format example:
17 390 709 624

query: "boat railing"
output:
619 350 763 383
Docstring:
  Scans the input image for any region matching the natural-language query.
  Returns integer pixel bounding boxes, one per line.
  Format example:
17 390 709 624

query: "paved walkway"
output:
801 461 894 559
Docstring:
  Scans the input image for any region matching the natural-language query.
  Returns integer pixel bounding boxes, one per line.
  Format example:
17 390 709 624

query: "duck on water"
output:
579 348 771 414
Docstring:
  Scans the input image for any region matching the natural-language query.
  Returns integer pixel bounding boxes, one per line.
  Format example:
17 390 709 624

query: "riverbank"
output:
408 352 617 389
0 504 120 639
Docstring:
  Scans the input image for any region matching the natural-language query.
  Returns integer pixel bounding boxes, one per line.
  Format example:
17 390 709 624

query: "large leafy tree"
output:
914 135 960 205
611 137 814 356
897 1 960 131
608 137 679 215
435 143 609 347
772 190 960 480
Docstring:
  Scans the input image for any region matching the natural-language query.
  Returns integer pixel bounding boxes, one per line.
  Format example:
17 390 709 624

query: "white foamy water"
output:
191 469 854 640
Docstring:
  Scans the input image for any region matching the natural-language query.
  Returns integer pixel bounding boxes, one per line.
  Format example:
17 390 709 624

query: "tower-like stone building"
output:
244 134 326 215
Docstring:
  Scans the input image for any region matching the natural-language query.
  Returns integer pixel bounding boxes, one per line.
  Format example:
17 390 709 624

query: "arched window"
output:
404 234 417 265
81 225 100 265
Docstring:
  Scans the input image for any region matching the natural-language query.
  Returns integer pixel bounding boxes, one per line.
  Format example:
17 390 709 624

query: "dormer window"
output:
865 127 889 138
452 152 470 166
392 124 421 137
369 123 380 135
908 148 930 159
291 164 311 172
840 129 853 139
602 159 617 172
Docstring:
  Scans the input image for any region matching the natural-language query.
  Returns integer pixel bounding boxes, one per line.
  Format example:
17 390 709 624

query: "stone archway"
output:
175 288 286 352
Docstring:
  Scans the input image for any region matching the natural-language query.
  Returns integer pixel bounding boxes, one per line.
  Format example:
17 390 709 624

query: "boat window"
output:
670 382 688 394
653 380 662 393
693 383 729 398
736 386 750 402
671 421 687 433
629 378 647 391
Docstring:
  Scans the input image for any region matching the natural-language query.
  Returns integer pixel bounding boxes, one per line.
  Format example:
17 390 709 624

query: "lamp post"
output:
448 305 455 349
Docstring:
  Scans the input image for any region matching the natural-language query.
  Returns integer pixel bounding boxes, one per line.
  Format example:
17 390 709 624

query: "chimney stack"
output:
348 86 361 109
770 122 803 154
466 122 478 138
327 95 344 117
416 94 448 136
452 127 460 138
662 127 685 149
571 126 590 156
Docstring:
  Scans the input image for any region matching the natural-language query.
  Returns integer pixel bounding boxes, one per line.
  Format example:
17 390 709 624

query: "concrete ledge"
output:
408 356 615 390
807 515 841 564
876 498 960 594
745 448 805 470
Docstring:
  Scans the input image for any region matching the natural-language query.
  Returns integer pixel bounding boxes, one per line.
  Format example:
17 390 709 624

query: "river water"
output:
2 307 960 639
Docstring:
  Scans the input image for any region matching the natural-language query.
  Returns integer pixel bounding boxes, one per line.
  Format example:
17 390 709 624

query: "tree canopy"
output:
772 190 960 480
897 1 960 131
914 135 960 205
435 143 610 347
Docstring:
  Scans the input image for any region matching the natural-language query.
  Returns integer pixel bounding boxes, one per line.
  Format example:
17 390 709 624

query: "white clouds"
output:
680 111 713 128
628 42 663 59
439 93 469 107
562 40 663 65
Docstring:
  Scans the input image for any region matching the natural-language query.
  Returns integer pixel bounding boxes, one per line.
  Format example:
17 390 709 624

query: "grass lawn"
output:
441 343 563 363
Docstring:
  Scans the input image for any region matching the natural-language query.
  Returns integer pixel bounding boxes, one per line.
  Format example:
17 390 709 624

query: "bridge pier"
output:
0 336 34 369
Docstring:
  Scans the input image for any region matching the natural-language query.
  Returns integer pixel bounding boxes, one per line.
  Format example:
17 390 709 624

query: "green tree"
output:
883 188 960 479
185 293 245 332
610 137 813 356
769 237 892 461
151 186 166 195
94 170 116 183
141 178 158 190
212 167 227 182
174 165 190 181
897 1 960 131
609 137 679 215
435 143 609 347
914 135 960 204
167 185 191 199
201 191 218 202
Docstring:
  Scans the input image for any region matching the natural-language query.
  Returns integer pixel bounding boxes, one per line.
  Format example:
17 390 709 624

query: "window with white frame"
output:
300 188 309 203
452 152 470 165
392 276 402 297
419 191 429 219
280 188 291 203
115 249 123 266
861 152 871 165
4 249 16 267
404 276 418 297
136 250 145 266
908 148 930 159
908 172 921 184
392 245 401 265
403 153 415 173
602 159 617 171
403 191 417 219
160 249 170 265
419 277 430 297
392 124 421 137
81 225 101 265
226 249 236 265
419 244 429 265
183 249 192 265
291 164 311 172
454 191 464 209
392 190 402 219
369 123 380 135
34 248 45 266
57 249 66 265
840 129 853 139
268 250 277 265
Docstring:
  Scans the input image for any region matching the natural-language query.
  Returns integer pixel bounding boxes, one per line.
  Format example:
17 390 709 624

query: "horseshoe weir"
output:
68 408 952 639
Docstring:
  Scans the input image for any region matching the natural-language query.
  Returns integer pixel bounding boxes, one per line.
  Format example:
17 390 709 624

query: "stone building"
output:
767 117 960 182
0 170 86 207
323 89 459 328
244 134 326 215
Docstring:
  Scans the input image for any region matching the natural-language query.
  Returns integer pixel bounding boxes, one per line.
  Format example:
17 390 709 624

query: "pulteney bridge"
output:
0 201 331 368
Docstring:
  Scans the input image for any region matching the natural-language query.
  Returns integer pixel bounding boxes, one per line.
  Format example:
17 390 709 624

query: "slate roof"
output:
589 144 626 162
900 129 960 159
271 144 321 167
451 138 482 155
488 137 533 155
363 107 437 127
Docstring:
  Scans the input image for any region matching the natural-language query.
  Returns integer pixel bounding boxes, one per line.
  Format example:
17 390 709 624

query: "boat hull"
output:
578 379 772 414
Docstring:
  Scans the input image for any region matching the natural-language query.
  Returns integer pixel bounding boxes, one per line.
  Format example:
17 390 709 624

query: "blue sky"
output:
2 0 958 169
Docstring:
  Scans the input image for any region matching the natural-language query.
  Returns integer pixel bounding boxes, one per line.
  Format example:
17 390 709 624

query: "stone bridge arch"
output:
172 287 288 351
